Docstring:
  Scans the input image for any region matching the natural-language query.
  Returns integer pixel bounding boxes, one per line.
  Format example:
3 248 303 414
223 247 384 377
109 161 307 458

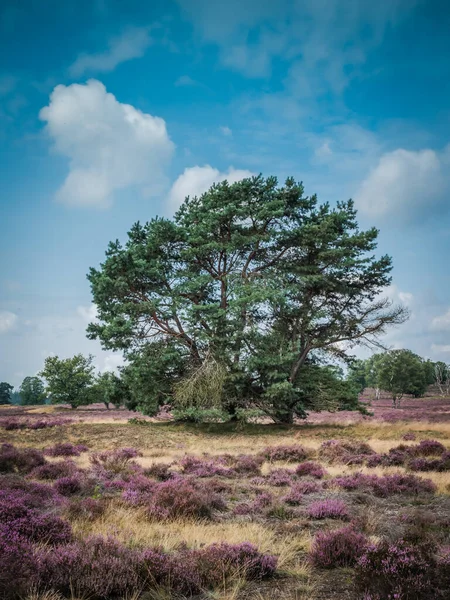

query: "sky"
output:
1 0 450 387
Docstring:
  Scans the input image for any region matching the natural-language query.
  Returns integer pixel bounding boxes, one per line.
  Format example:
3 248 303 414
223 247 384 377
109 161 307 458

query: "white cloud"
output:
383 284 414 307
431 344 450 354
431 308 450 332
77 304 99 323
101 354 126 373
39 79 175 208
168 165 254 212
355 147 449 219
69 27 153 77
220 126 232 137
0 311 18 333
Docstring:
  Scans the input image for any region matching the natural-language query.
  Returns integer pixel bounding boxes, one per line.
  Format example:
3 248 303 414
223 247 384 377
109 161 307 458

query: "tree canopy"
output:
0 382 13 405
19 376 46 406
40 354 95 409
87 175 407 422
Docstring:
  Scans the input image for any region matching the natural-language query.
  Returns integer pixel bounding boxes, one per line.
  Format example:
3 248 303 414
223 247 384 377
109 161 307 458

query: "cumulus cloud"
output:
174 75 198 87
39 80 174 208
69 27 153 77
431 308 450 332
355 147 450 220
0 311 18 333
167 165 254 212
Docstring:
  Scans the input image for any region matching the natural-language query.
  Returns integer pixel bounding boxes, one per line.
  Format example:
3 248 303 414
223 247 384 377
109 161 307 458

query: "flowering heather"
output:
334 472 436 497
54 474 84 496
233 492 273 516
0 443 46 474
144 462 174 481
262 444 309 462
267 468 295 486
318 439 375 464
90 447 143 476
147 479 226 520
403 432 417 441
66 497 105 521
414 439 446 456
228 454 264 475
44 442 89 457
284 480 320 505
179 455 234 478
0 524 36 598
31 460 79 480
310 526 368 568
0 474 61 506
37 536 143 599
2 417 73 430
307 499 350 520
356 539 437 600
295 461 327 479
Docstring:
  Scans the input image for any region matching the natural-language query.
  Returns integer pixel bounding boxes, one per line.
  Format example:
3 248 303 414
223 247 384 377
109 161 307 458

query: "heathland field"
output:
1 397 450 600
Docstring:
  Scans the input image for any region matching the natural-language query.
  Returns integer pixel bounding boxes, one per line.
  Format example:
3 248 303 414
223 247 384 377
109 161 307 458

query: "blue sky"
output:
1 0 450 386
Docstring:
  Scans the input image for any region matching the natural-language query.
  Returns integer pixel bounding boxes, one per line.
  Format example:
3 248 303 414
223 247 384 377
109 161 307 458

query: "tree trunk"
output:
273 410 294 425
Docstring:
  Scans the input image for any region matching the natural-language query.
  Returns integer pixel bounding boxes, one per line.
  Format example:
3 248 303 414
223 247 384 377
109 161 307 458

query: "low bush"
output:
267 468 295 487
179 455 234 478
44 443 88 457
0 443 46 474
144 462 174 481
54 475 84 496
90 447 142 476
295 461 327 479
0 525 37 599
66 497 105 521
284 480 320 505
356 539 437 599
31 460 78 481
318 439 375 465
334 472 436 497
307 498 350 520
309 526 368 568
262 444 309 462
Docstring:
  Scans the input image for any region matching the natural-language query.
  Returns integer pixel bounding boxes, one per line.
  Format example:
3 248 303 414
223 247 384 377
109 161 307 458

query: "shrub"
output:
66 497 105 521
403 432 417 441
0 443 46 474
37 536 143 599
54 475 83 496
318 440 375 464
179 455 234 478
144 479 226 520
267 468 295 487
90 447 142 476
310 526 368 568
307 499 349 520
144 462 174 481
262 444 309 462
31 460 78 480
233 492 273 516
414 440 446 457
356 539 436 600
334 472 436 497
295 461 327 479
0 525 36 598
44 443 88 457
0 474 61 507
284 480 320 505
228 454 264 476
194 542 277 584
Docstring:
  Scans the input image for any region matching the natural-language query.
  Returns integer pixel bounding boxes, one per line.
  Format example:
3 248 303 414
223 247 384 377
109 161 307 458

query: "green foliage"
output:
39 354 95 409
347 360 367 393
0 382 13 405
19 376 46 405
87 175 407 422
121 341 186 416
373 349 427 406
172 407 230 423
174 354 227 410
9 391 22 405
89 371 131 409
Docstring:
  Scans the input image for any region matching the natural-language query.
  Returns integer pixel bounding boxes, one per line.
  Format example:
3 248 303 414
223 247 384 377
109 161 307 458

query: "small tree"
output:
19 376 46 405
40 354 95 409
89 371 131 409
435 362 450 397
0 382 13 405
347 360 367 394
376 350 426 408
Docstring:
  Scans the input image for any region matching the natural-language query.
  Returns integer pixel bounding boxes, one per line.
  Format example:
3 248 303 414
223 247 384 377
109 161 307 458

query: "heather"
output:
0 399 449 599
